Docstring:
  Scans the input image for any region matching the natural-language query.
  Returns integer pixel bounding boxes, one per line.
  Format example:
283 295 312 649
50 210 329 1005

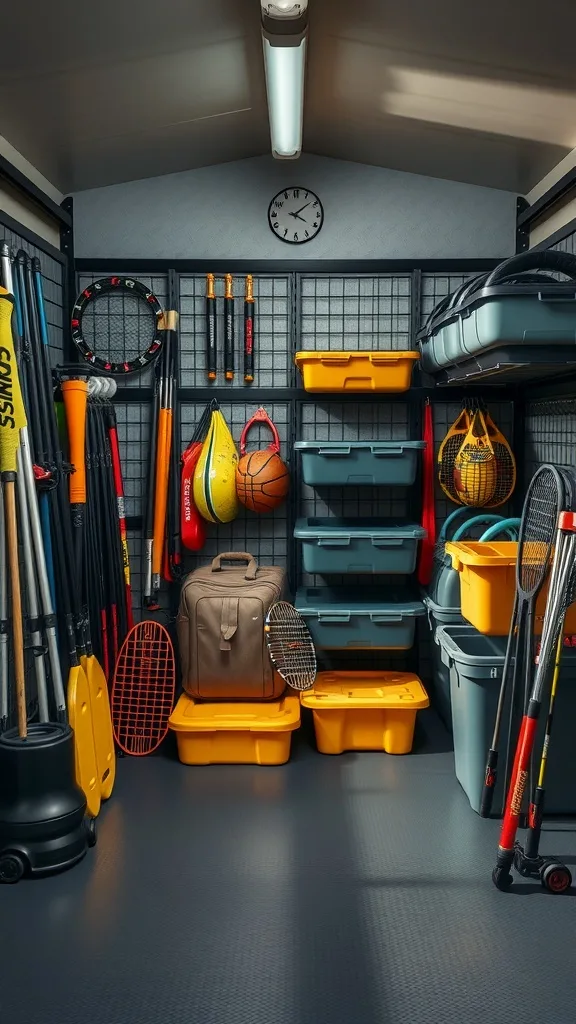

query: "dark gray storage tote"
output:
417 251 576 384
422 594 464 731
296 587 425 649
294 441 425 487
437 625 576 816
294 518 426 575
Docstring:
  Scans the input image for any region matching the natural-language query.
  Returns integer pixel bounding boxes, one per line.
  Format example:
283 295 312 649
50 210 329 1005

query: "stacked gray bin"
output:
294 439 425 650
437 625 576 816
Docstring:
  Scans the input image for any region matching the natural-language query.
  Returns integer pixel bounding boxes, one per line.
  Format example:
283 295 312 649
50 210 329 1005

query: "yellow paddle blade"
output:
0 288 27 475
81 653 116 800
68 665 101 819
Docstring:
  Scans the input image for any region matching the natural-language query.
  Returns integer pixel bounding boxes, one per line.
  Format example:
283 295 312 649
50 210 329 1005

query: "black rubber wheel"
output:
540 861 572 894
0 852 26 884
85 818 97 848
492 866 514 891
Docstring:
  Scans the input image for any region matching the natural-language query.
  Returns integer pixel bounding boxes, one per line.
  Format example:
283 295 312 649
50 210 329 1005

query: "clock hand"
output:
294 202 311 216
289 212 308 223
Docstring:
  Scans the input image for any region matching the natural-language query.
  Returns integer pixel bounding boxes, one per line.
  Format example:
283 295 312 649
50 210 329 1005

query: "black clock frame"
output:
267 187 324 245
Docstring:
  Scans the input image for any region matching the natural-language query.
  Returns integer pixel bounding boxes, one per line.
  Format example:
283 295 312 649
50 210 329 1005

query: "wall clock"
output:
268 187 324 245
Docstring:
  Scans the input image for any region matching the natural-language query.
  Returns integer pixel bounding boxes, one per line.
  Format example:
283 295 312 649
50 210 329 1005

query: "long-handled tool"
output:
206 273 217 382
493 509 576 893
0 287 28 739
244 274 254 383
480 465 564 817
4 251 65 724
0 482 8 732
62 374 115 802
103 382 134 630
224 273 234 381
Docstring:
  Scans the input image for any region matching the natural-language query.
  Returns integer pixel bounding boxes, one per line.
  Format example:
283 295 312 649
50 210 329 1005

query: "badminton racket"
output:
265 601 316 691
71 276 164 376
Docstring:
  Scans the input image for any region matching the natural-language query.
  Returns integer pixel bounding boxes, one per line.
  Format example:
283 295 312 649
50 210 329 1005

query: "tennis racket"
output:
265 601 316 691
111 620 176 756
71 277 164 376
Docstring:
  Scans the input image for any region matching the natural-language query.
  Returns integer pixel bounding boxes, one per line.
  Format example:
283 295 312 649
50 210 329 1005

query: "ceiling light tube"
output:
261 1 308 160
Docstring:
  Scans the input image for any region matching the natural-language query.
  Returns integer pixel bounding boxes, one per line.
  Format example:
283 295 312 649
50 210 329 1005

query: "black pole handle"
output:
480 748 498 817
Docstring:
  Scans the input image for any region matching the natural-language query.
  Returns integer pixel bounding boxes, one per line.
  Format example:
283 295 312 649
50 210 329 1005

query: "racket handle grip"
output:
206 274 217 381
61 379 88 503
525 787 545 859
480 749 498 817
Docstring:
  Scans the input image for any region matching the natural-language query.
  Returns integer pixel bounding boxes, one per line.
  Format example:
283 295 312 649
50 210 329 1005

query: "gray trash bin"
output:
437 625 576 816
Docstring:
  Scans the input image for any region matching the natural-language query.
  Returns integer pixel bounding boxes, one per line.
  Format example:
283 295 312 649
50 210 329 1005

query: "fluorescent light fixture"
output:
262 36 306 158
261 1 308 159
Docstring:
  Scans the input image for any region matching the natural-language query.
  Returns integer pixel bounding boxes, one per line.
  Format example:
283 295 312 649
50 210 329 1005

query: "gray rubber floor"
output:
2 709 576 1024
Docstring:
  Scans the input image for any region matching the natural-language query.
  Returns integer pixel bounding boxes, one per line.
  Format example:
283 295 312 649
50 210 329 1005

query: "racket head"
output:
71 277 164 376
517 464 564 598
265 601 316 691
111 620 176 755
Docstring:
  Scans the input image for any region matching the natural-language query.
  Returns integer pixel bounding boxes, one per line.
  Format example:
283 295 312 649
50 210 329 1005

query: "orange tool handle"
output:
62 379 89 503
151 408 173 577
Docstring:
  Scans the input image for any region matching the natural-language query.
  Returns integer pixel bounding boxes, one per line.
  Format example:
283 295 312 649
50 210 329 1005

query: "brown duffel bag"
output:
177 552 287 701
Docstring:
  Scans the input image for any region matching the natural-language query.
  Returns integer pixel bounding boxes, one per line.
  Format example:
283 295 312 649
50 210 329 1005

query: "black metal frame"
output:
0 152 71 229
517 165 576 232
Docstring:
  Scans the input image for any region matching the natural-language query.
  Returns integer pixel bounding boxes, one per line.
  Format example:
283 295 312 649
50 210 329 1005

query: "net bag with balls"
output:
236 408 289 513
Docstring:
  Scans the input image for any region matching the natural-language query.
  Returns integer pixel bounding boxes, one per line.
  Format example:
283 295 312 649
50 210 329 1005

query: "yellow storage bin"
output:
295 351 419 393
445 541 576 636
168 693 301 765
300 671 429 755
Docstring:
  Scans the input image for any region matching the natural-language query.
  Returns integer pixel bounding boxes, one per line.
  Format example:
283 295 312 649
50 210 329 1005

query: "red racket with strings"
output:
111 620 176 756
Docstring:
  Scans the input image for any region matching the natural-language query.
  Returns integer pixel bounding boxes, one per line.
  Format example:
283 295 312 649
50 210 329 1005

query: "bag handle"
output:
484 250 576 288
211 552 258 580
240 407 281 456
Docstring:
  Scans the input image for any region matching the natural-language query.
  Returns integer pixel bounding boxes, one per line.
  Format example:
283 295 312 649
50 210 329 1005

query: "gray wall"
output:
72 154 516 261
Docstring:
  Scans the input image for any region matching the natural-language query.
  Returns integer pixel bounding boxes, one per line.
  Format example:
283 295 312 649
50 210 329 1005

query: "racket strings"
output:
519 470 562 595
111 623 175 755
266 603 316 691
81 291 157 363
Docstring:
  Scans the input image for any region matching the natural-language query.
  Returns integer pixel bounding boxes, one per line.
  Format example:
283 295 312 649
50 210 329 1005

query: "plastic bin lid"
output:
445 540 517 568
295 351 419 363
300 671 429 709
293 440 426 452
294 517 427 539
168 693 301 732
295 586 425 617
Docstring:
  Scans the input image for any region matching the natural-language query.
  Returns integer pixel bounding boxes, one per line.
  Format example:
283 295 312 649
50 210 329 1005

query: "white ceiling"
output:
1 0 574 194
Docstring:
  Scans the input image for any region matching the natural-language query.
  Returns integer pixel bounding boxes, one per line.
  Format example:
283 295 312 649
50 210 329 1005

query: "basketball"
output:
236 450 290 512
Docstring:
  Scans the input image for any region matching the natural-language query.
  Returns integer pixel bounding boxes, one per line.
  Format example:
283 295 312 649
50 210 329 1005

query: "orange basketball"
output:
236 450 289 512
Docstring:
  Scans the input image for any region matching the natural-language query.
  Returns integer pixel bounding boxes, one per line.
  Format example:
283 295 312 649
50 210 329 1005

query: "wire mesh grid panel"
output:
433 400 515 530
179 275 292 388
300 400 411 441
299 275 412 350
525 398 576 479
420 272 480 328
112 402 152 518
0 224 65 366
178 401 291 571
75 272 169 388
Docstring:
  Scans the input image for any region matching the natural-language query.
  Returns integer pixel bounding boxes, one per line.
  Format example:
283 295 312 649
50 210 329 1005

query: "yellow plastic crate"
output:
295 351 419 393
168 693 301 765
300 671 429 755
445 540 576 635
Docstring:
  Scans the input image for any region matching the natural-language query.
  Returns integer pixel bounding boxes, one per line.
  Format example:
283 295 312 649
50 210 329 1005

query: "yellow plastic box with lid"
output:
168 693 301 765
300 671 429 755
445 540 576 636
295 351 420 393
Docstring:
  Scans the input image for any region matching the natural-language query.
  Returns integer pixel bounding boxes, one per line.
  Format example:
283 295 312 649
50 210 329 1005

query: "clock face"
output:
268 187 324 245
